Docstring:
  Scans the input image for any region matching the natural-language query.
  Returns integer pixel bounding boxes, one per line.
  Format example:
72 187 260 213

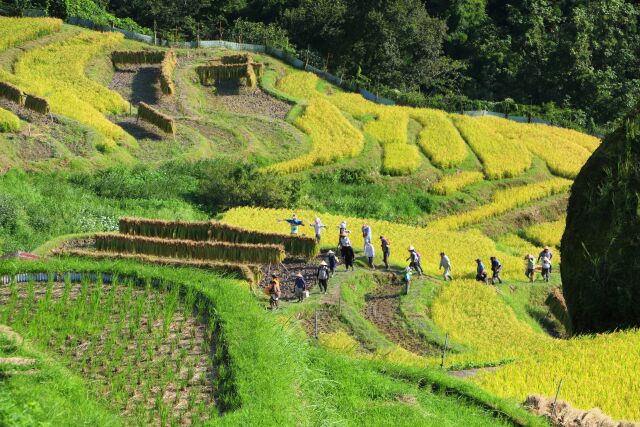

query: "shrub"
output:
24 94 50 115
562 107 640 334
0 107 21 133
137 102 175 134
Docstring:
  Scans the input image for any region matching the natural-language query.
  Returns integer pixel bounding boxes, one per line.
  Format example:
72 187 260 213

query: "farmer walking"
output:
361 224 372 244
380 235 391 270
540 255 552 282
490 256 503 284
311 217 326 243
537 246 554 269
402 266 412 295
439 252 453 281
338 221 350 235
294 273 307 302
278 214 304 236
524 254 535 283
406 246 423 276
317 261 330 294
326 250 339 277
339 233 355 271
364 241 375 270
268 273 281 310
475 258 488 284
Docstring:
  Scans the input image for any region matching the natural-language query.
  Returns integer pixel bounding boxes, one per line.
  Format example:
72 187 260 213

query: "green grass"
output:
0 327 121 426
0 257 546 426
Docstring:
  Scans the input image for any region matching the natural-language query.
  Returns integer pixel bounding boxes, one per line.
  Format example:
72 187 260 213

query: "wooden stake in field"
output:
551 378 563 418
440 333 449 368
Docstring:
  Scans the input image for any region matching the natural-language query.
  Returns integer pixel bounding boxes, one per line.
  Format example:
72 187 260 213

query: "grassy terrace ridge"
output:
0 257 547 426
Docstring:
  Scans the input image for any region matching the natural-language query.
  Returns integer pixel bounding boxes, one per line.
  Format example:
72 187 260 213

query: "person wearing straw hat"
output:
311 217 326 244
524 254 535 283
317 261 330 294
537 246 554 266
294 273 307 302
406 246 423 276
326 250 339 277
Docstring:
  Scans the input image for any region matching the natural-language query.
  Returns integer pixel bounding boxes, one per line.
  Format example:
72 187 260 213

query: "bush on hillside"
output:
561 105 640 334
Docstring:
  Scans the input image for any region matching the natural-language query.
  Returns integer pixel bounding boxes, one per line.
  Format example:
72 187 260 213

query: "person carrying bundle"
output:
339 233 355 271
277 214 304 236
524 254 535 283
475 258 488 284
406 246 423 276
326 250 339 277
537 246 554 270
317 261 330 294
439 252 453 281
490 256 503 284
540 256 552 282
380 235 391 270
267 273 281 310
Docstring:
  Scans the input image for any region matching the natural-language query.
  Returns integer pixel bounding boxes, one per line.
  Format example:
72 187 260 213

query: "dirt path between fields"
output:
364 275 440 356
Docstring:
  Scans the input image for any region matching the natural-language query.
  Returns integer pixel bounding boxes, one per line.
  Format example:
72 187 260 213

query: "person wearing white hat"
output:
406 246 423 276
364 241 376 270
326 250 339 277
524 254 535 283
317 261 330 294
311 217 326 244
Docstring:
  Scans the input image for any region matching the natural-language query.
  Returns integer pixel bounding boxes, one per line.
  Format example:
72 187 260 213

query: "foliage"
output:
381 143 421 176
188 159 301 213
0 107 21 133
0 17 61 52
0 30 130 146
430 171 484 195
411 108 469 168
64 0 151 35
0 169 205 253
429 178 572 231
449 114 532 179
562 108 640 334
430 280 640 421
229 18 294 53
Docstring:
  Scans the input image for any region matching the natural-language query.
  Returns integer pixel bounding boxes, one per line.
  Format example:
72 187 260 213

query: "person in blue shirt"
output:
294 273 307 302
490 256 503 284
475 258 488 284
278 214 305 236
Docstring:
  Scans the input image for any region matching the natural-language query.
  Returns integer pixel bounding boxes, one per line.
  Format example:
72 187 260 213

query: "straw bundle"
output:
0 81 24 104
137 102 176 134
111 50 165 65
24 94 50 114
159 50 177 95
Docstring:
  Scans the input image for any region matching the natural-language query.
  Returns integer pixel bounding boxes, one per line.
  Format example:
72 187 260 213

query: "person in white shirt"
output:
439 252 453 281
364 241 376 270
311 217 326 243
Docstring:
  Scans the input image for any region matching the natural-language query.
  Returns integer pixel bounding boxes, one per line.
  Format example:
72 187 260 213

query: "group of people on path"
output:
270 215 556 307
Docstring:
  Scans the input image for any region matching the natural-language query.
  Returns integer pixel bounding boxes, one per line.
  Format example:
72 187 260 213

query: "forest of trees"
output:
18 0 640 130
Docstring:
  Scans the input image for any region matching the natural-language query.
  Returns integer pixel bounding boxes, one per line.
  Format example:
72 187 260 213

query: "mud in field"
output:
259 256 323 301
206 81 291 120
0 280 215 426
364 275 440 356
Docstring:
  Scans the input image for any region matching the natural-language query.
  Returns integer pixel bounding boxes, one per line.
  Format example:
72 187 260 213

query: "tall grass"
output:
0 107 20 133
411 109 469 168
